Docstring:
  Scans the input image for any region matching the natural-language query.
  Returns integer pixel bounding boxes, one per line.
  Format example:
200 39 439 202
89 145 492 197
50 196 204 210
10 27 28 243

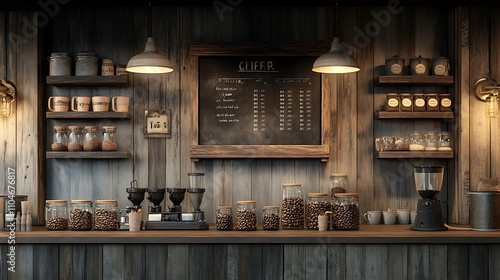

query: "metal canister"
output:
400 93 413 111
413 94 426 111
439 94 452 111
432 57 449 76
385 93 400 112
385 56 405 75
410 56 429 76
425 93 440 111
48 53 72 76
75 52 98 76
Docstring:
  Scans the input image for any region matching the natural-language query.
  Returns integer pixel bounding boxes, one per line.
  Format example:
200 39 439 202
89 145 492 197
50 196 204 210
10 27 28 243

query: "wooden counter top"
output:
2 224 500 244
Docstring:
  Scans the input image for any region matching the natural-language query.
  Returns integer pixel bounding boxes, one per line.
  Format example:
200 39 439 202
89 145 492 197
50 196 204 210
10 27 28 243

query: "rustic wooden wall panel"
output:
490 6 500 180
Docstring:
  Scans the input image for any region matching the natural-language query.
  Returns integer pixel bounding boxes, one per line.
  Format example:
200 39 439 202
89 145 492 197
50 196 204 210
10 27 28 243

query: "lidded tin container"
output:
281 183 304 229
432 57 450 76
262 206 280 230
45 200 68 230
83 125 100 151
48 52 72 76
410 56 429 76
306 193 331 229
332 193 360 230
329 173 348 198
69 200 93 230
101 126 117 151
93 200 118 230
101 59 114 76
439 94 452 111
469 191 500 231
385 56 405 75
400 93 413 111
426 93 440 111
67 125 83 151
52 126 68 151
236 200 257 231
216 205 233 231
75 52 98 76
413 94 426 112
385 93 400 112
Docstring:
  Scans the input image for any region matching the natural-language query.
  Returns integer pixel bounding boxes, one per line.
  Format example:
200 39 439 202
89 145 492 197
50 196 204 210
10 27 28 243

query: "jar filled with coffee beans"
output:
281 183 304 229
67 126 83 151
45 200 68 230
68 200 93 230
236 200 257 231
216 205 233 231
306 193 331 230
329 173 348 199
332 193 360 230
101 126 117 151
83 125 100 151
262 206 280 230
52 126 68 151
94 200 118 230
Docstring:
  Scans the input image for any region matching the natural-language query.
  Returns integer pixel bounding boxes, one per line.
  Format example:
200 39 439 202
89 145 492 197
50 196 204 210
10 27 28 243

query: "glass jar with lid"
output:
45 200 68 230
332 193 360 230
216 206 233 231
93 200 118 230
329 173 348 198
101 126 117 151
68 200 93 230
409 131 425 151
52 126 68 151
262 206 280 230
83 125 100 151
281 183 304 229
67 125 83 151
236 200 257 231
424 131 438 151
306 193 331 229
438 131 452 151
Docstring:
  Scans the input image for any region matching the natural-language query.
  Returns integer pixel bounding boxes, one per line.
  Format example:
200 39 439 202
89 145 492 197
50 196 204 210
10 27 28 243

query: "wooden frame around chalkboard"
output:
189 42 332 161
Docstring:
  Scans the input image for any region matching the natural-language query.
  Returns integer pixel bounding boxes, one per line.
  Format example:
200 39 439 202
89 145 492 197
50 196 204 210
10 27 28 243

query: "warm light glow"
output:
1 96 12 118
126 37 174 74
312 37 360 74
486 95 499 118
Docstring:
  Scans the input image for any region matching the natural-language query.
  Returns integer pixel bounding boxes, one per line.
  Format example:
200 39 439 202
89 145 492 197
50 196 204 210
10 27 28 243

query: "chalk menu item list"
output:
199 56 321 145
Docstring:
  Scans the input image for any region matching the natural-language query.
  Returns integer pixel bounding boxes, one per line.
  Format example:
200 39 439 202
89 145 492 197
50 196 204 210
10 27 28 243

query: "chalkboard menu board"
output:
198 56 321 145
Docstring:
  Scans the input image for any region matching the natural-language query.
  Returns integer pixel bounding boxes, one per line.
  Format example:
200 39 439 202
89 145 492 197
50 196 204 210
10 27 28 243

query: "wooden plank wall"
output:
2 5 500 226
2 243 500 280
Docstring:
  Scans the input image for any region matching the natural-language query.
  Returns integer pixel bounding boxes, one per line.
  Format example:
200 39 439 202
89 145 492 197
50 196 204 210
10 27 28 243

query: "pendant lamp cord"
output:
148 1 152 37
334 2 338 37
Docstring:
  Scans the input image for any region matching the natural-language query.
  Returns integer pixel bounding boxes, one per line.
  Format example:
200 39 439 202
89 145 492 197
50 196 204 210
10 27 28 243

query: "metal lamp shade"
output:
312 37 360 74
126 37 174 74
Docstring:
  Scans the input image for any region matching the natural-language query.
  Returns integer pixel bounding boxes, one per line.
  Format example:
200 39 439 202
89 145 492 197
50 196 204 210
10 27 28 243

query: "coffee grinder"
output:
119 180 146 230
144 173 208 230
410 165 448 231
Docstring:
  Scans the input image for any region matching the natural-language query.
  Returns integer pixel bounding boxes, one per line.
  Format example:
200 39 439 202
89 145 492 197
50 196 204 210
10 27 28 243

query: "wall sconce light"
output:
474 77 500 118
126 1 174 74
0 80 16 118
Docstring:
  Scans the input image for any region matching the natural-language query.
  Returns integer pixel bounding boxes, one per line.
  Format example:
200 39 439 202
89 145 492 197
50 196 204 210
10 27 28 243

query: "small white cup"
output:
383 210 397 225
363 210 382 225
48 96 69 112
92 96 110 112
71 96 91 112
128 212 142 231
112 96 129 112
396 208 410 224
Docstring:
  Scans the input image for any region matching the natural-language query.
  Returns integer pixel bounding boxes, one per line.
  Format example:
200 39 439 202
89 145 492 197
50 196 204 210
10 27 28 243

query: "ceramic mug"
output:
363 210 382 225
396 208 410 224
383 210 397 225
48 96 69 112
92 96 110 112
112 96 129 112
71 96 91 112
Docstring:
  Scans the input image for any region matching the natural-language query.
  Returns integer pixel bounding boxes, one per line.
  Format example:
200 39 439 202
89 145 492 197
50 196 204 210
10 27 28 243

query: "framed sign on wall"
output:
189 42 331 161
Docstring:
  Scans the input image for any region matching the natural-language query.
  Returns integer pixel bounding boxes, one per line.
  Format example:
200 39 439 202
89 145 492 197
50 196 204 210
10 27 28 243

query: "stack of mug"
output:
364 208 417 225
48 95 129 113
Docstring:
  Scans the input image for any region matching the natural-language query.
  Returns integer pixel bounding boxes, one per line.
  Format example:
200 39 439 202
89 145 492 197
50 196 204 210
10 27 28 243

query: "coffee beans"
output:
306 201 331 229
51 142 68 151
236 209 257 231
68 142 83 151
94 208 118 230
45 216 68 230
263 213 280 230
83 137 99 151
216 212 233 231
69 209 93 230
332 203 360 230
281 197 304 229
101 140 117 151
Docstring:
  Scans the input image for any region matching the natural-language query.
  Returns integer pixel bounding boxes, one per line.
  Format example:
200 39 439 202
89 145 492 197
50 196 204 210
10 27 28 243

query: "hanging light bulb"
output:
126 2 174 74
486 94 499 118
312 37 360 74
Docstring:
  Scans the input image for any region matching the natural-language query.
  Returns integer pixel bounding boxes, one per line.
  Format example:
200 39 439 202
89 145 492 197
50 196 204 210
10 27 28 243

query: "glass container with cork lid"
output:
93 200 118 230
67 125 83 151
52 126 68 151
262 206 280 230
69 200 93 230
101 126 117 151
329 173 348 198
281 183 304 229
83 125 100 151
45 200 68 230
236 200 257 231
216 205 233 231
332 193 360 230
306 193 331 230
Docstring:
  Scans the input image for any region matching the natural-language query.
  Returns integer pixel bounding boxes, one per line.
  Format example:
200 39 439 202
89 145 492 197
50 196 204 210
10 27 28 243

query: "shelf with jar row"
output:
374 150 453 159
46 151 130 159
375 111 453 119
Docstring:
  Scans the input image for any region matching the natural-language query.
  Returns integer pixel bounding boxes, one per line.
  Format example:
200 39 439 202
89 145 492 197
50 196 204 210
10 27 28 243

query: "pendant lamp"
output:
126 2 174 74
312 3 360 74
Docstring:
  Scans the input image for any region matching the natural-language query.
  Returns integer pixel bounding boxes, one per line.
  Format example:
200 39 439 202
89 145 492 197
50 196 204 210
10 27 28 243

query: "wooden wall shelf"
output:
46 111 130 119
46 151 130 159
375 76 454 85
375 111 454 119
375 151 453 158
46 75 129 86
